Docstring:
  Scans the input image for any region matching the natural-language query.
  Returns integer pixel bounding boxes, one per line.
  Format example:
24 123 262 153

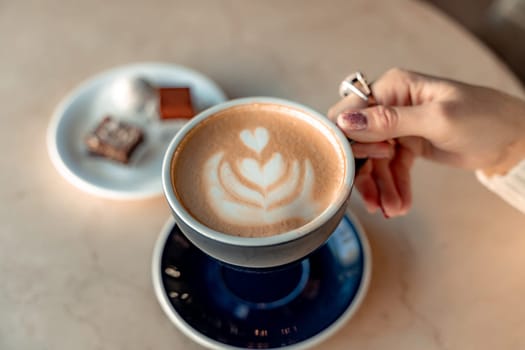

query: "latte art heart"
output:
240 127 269 154
204 127 320 225
238 153 285 189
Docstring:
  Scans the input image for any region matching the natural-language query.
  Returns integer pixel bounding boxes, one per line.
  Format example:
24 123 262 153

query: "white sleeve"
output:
476 159 525 214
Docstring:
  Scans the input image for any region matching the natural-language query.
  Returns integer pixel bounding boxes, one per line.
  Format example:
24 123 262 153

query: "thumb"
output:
336 104 434 142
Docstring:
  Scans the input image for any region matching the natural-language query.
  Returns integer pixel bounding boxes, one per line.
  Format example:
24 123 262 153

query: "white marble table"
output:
1 0 524 349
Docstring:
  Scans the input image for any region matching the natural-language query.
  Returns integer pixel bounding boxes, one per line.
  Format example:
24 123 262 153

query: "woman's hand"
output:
328 68 525 217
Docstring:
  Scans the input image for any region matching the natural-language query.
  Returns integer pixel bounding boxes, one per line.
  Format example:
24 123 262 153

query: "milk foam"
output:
204 127 320 226
172 103 346 237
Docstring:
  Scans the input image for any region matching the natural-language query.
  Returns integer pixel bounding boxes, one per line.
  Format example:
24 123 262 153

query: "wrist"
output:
481 96 525 177
481 136 525 177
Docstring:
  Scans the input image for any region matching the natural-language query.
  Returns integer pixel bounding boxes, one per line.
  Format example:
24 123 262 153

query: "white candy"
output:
110 76 157 115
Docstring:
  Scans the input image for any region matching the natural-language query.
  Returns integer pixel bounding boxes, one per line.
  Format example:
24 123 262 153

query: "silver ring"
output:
339 72 373 102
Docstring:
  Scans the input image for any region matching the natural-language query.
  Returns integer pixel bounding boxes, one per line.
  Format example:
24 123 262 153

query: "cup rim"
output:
161 97 355 247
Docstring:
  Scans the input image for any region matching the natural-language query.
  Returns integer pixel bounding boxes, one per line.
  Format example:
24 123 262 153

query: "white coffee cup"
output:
162 97 358 268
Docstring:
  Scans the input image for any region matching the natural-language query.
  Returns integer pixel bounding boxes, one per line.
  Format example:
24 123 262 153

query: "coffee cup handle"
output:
347 138 368 173
354 156 368 172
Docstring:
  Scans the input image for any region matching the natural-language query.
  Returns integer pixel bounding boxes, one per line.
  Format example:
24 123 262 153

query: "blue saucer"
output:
152 212 371 349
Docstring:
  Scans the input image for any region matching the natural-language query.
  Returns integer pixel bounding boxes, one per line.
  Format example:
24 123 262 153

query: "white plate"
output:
47 62 227 200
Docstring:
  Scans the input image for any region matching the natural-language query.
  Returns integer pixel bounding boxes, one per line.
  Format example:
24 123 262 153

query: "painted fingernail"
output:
337 111 368 131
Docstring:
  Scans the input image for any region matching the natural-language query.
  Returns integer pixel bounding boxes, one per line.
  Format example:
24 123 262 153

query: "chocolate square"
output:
85 116 144 164
158 87 195 120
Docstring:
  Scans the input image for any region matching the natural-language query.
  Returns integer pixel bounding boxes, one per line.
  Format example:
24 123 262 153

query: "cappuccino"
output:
171 103 347 237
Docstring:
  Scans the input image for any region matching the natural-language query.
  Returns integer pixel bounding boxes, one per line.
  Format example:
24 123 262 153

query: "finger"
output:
336 103 437 143
354 161 380 213
351 142 395 159
355 175 380 214
328 68 425 123
327 93 369 122
330 67 437 123
371 158 402 217
369 68 434 106
389 146 415 215
331 68 430 121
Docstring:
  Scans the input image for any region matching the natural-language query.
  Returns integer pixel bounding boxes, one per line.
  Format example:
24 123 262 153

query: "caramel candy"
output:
158 87 195 120
85 116 144 164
